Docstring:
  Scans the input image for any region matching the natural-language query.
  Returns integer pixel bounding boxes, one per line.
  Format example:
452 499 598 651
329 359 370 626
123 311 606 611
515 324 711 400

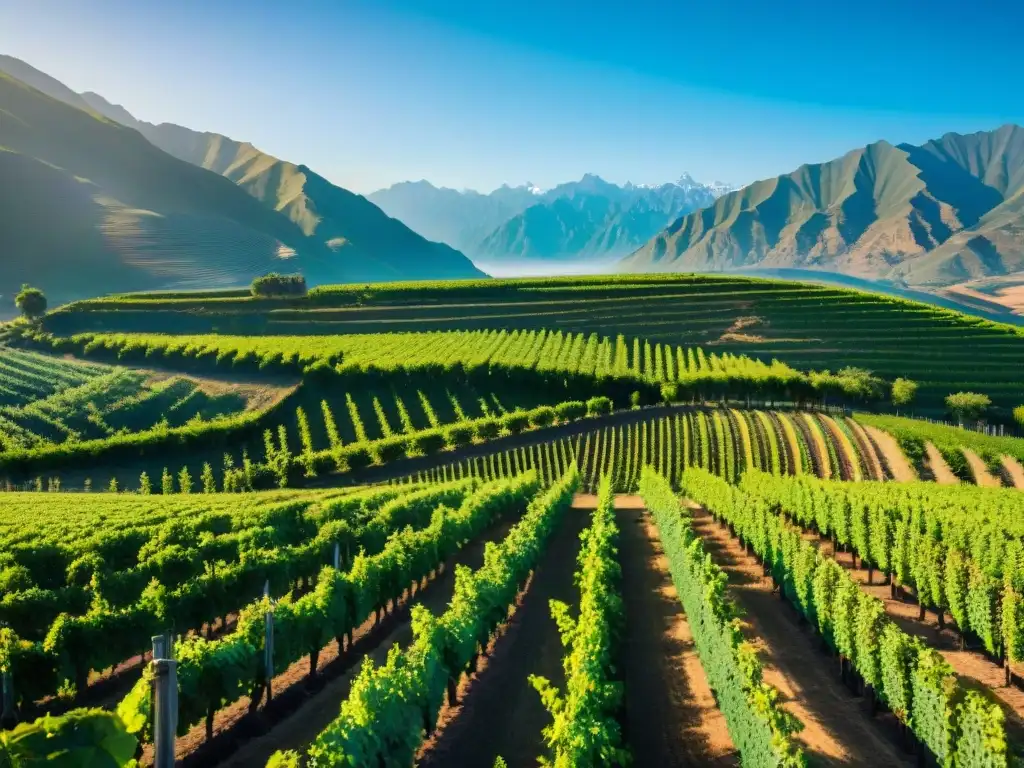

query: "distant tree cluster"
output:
250 273 307 297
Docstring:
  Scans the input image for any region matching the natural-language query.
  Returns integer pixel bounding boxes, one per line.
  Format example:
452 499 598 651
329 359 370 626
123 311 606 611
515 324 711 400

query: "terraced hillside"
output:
0 347 291 457
5 322 878 490
44 274 1024 409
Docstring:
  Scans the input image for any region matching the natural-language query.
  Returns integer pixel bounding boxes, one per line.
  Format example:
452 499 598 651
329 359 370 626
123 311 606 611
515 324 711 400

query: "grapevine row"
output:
637 467 807 766
269 468 579 766
683 467 1009 766
530 475 628 766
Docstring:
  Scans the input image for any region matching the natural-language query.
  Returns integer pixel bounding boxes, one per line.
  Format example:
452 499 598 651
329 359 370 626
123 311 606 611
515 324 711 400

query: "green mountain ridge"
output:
621 125 1024 288
0 56 483 313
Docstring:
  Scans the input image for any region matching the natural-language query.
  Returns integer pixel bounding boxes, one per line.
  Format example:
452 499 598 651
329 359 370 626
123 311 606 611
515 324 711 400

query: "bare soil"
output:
861 425 917 482
962 448 1003 487
688 504 913 766
1002 455 1024 489
141 369 297 411
924 442 961 485
570 492 646 510
417 506 592 768
171 519 518 768
617 506 737 766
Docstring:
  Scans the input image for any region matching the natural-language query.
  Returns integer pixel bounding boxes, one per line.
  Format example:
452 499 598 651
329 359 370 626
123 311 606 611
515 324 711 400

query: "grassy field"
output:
44 274 1024 409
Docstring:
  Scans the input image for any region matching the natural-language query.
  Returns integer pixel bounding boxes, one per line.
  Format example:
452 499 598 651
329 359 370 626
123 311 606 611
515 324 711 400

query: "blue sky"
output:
3 0 1022 194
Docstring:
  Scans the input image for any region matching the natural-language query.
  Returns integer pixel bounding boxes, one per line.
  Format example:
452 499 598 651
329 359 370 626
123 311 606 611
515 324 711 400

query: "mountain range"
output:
0 55 483 312
621 125 1024 289
369 173 731 265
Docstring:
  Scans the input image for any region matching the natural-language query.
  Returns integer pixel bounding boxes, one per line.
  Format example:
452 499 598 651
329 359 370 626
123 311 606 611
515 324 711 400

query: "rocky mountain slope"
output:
0 56 484 313
622 125 1024 288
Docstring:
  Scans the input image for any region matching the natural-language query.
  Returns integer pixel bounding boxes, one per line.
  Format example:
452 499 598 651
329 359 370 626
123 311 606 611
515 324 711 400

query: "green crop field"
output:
5 273 1024 768
44 274 1024 409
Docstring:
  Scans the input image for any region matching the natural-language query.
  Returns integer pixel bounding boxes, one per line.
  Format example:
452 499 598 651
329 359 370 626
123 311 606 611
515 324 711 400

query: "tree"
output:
891 378 918 412
201 462 216 493
178 466 193 494
161 467 174 495
945 392 991 423
251 273 307 297
1014 405 1024 431
14 284 47 319
835 367 885 401
138 472 151 495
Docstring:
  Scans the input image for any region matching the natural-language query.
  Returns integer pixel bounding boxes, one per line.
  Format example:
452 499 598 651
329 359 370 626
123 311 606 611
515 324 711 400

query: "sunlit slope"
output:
0 72 331 310
79 92 485 282
623 125 1024 287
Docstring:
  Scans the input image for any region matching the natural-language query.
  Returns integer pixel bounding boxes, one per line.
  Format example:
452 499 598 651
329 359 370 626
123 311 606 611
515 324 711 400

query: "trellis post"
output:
152 634 178 768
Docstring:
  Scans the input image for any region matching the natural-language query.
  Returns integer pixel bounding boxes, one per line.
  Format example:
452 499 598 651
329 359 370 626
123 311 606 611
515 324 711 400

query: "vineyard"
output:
42 273 1024 409
855 412 1024 488
0 347 110 408
5 272 1024 767
2 325 890 491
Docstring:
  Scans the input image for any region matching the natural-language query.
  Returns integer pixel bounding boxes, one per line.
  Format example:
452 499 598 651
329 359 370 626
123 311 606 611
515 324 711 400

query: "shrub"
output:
475 419 501 440
586 396 612 416
341 444 373 472
413 430 447 455
502 411 530 435
529 406 556 428
373 437 409 464
629 391 642 409
446 423 475 447
554 401 586 423
1014 405 1024 430
250 273 307 297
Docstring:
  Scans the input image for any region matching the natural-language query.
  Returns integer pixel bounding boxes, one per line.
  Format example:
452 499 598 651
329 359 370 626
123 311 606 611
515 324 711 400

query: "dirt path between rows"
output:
860 425 917 482
924 442 961 485
617 506 737 766
843 417 885 481
817 543 1024 751
571 492 645 510
1003 456 1024 489
418 507 591 768
963 448 1003 487
198 519 519 768
687 504 912 766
